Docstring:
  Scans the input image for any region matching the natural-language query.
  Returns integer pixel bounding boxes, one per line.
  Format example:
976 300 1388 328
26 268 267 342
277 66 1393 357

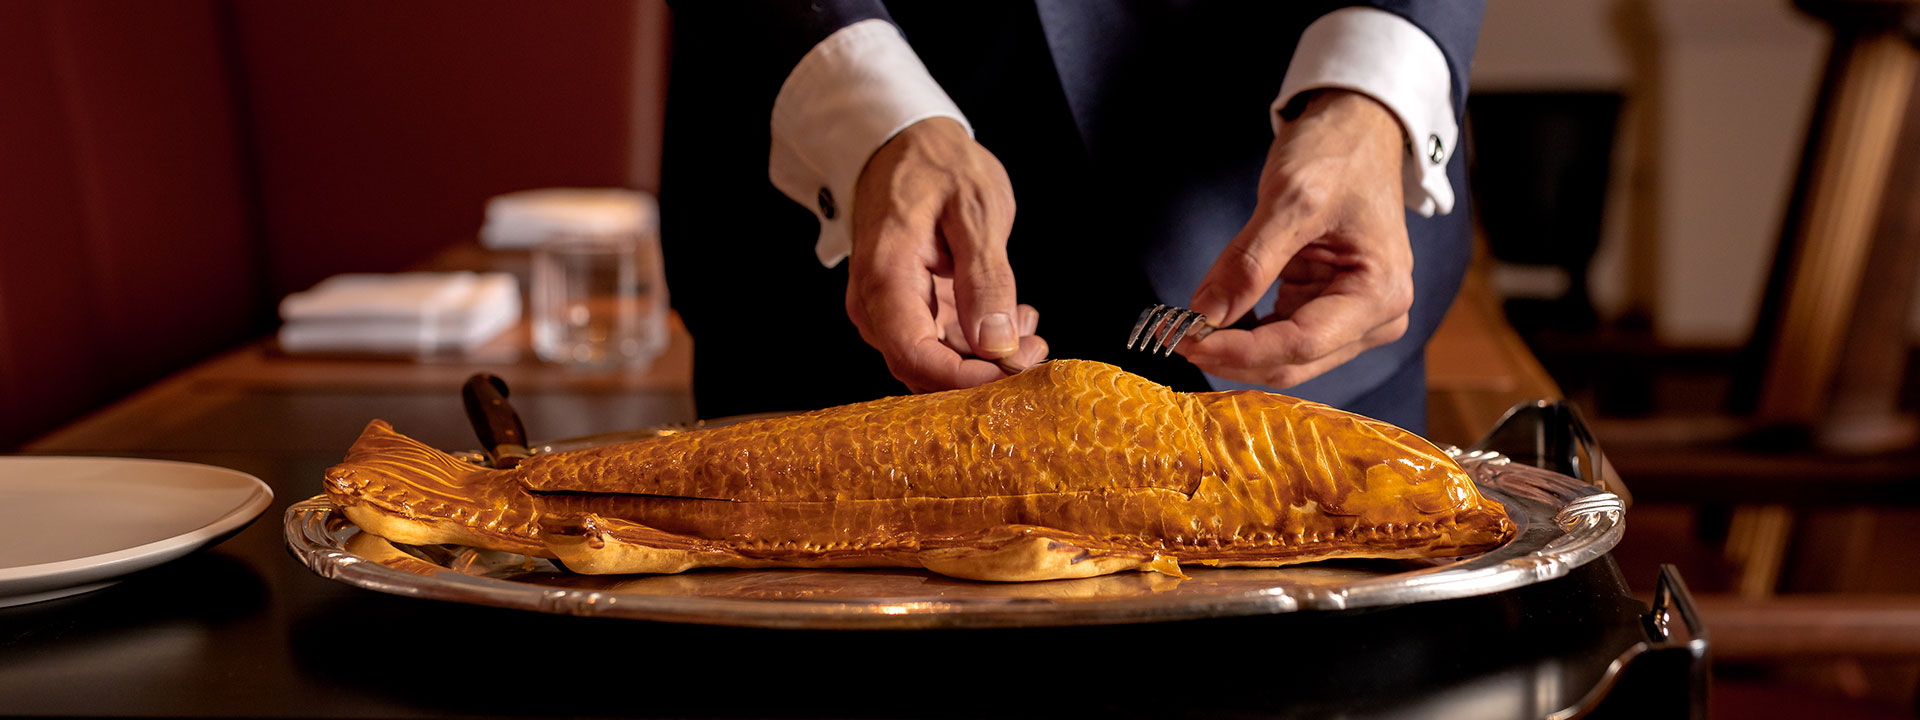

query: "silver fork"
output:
1127 304 1214 356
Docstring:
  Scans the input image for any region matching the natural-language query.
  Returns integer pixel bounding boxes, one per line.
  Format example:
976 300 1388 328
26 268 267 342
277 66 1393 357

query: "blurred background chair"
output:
1468 91 1622 339
1470 0 1920 714
1717 0 1920 599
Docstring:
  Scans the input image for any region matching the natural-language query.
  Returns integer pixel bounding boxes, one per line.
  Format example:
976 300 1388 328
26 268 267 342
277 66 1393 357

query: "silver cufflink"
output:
817 187 836 219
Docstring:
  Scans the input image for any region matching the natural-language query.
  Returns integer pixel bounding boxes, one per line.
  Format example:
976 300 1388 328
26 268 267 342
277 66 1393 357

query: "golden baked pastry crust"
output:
325 360 1512 581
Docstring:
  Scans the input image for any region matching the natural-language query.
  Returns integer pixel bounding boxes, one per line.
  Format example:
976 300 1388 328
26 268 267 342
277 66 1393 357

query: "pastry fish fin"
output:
539 512 733 575
918 525 1186 582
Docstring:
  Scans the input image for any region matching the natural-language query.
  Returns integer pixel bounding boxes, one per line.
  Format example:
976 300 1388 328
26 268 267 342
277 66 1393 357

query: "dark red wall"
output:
0 0 665 448
228 1 646 299
0 0 256 448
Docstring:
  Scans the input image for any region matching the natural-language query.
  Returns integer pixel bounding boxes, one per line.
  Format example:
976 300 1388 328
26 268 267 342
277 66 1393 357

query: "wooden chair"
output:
1728 0 1920 599
1601 1 1920 687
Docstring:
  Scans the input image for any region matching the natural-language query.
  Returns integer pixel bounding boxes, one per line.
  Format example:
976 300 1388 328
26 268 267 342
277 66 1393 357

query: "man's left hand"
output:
1177 89 1412 388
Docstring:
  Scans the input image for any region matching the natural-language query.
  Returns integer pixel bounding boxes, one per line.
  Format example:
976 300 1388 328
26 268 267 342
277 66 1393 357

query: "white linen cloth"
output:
480 188 656 250
769 10 1459 268
277 272 521 354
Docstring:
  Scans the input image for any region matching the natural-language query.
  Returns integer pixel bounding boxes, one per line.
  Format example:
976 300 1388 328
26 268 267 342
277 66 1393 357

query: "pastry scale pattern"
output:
324 360 1513 581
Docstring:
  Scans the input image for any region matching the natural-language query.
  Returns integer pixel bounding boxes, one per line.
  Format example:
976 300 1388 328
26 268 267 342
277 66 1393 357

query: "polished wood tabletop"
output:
27 312 696 458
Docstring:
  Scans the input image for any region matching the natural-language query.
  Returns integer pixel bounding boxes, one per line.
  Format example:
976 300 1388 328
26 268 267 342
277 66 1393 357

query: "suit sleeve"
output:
769 22 972 268
1275 1 1485 216
1359 1 1485 117
670 2 972 269
665 1 890 96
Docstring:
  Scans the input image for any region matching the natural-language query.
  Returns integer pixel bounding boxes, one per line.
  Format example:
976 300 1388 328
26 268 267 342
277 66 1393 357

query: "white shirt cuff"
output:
770 19 972 267
1274 7 1459 217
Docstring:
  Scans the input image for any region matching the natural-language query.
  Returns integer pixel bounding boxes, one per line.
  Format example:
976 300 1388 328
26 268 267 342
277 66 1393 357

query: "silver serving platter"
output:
285 435 1624 629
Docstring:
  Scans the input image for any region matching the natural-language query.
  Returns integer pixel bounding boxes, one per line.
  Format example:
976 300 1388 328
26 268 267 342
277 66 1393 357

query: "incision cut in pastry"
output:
324 360 1513 582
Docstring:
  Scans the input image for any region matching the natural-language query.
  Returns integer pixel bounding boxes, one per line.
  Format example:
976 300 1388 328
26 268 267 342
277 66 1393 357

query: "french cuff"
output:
1273 7 1459 217
770 18 973 267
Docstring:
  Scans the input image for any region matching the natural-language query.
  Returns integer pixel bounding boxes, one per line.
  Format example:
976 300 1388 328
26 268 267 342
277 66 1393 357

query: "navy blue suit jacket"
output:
661 1 1484 432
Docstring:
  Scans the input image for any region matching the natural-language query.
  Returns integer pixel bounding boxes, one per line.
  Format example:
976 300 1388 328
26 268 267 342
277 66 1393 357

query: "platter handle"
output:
1468 399 1633 507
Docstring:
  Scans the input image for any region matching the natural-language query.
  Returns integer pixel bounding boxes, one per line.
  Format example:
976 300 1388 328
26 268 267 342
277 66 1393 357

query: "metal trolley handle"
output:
1479 399 1708 720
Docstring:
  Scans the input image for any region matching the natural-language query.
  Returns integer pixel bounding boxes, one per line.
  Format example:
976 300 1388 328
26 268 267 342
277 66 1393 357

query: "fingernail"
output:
1193 285 1230 322
978 313 1016 355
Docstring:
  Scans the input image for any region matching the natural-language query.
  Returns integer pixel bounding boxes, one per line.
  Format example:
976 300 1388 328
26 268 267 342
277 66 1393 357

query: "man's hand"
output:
847 117 1048 393
1177 90 1412 388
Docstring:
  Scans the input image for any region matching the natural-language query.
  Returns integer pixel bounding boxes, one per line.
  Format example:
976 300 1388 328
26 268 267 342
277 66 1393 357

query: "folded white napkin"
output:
480 188 656 249
277 272 520 355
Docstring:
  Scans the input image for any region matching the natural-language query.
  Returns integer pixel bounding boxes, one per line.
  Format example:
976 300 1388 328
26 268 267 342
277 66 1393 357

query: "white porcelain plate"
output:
0 457 273 607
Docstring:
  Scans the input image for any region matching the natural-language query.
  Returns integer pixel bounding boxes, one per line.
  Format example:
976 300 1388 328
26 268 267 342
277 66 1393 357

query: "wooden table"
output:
1 263 1633 719
28 312 696 458
6 425 1678 719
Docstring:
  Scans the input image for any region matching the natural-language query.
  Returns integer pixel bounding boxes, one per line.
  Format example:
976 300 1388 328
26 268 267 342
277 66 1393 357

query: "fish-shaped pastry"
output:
324 360 1513 582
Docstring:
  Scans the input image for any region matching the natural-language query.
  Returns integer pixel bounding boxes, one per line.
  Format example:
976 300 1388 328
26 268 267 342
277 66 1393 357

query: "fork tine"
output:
1142 308 1171 354
1142 309 1172 354
1151 309 1192 355
1146 306 1180 352
1160 311 1203 356
1127 305 1162 350
1127 305 1218 355
1121 303 1167 351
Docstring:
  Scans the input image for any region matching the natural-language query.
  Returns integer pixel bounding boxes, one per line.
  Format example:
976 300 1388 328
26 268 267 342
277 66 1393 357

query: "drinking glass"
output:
529 228 667 369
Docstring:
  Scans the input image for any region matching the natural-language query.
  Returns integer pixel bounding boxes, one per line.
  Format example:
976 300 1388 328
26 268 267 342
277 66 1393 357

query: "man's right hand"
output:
847 117 1047 393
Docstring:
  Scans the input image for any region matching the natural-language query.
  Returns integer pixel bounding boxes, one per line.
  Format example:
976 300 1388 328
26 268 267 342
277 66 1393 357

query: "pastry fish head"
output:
323 420 501 512
324 420 546 554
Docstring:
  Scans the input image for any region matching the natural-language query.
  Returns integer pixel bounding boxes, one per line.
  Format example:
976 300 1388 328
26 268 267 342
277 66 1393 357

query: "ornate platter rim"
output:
285 451 1623 629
